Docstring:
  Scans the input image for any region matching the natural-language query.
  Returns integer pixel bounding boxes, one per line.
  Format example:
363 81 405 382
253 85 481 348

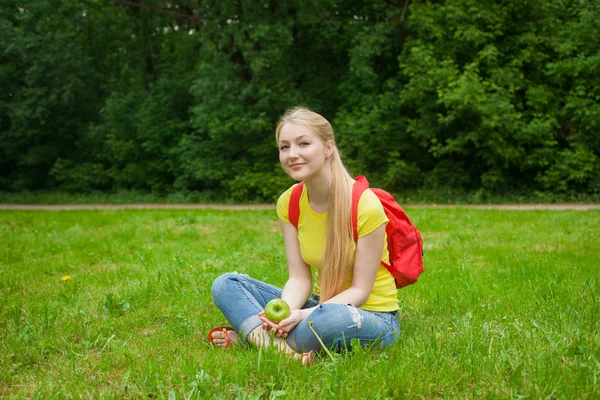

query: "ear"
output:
325 140 335 158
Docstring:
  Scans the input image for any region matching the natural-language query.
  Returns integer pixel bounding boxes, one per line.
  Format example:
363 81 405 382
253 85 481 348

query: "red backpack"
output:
288 176 423 289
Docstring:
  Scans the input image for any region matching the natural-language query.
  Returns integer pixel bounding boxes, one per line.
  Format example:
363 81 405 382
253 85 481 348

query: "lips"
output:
289 163 305 170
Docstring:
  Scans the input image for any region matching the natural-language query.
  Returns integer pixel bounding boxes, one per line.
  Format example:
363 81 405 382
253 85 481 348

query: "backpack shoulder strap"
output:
351 176 370 242
288 182 304 228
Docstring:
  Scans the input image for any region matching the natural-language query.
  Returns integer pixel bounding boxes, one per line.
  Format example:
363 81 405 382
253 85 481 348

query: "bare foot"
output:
246 326 316 366
209 328 238 348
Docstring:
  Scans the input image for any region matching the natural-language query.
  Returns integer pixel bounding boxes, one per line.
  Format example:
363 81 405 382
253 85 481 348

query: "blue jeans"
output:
211 272 401 353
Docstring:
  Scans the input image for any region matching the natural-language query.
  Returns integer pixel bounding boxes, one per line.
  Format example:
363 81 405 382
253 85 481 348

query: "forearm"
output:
281 276 312 310
322 286 370 308
296 287 368 322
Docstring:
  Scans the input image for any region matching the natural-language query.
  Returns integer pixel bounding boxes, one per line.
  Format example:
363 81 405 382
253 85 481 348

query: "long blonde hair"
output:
276 106 355 301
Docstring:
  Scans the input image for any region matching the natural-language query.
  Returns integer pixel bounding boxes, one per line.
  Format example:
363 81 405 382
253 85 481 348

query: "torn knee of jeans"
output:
345 304 363 329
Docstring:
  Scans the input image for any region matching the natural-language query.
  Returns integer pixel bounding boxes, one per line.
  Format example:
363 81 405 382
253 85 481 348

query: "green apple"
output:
264 299 291 323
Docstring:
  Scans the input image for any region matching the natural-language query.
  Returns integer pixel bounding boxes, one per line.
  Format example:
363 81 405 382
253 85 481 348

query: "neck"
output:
304 169 332 209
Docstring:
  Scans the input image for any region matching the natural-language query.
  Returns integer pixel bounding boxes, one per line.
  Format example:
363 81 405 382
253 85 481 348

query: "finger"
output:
279 317 292 327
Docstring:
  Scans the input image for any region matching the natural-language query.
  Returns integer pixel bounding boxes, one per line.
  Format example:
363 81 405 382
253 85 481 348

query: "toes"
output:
208 328 237 347
301 351 315 366
288 350 315 366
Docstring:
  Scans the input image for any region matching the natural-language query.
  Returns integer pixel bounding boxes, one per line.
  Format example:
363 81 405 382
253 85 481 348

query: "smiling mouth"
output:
289 163 305 169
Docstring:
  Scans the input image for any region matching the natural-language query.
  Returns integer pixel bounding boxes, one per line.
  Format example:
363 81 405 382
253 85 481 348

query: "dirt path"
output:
1 203 599 211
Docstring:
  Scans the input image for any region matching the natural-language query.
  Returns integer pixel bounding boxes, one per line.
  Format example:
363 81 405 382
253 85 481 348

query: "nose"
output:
288 144 299 158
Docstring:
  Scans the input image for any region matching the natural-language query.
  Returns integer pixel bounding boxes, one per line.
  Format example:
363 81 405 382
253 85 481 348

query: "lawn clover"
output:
61 275 71 281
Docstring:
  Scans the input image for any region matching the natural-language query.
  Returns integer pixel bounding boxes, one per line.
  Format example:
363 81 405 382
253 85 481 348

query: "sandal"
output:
207 326 235 348
207 326 315 365
301 350 316 366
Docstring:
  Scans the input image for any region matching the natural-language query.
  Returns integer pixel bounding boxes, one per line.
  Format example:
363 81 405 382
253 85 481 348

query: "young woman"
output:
209 106 400 365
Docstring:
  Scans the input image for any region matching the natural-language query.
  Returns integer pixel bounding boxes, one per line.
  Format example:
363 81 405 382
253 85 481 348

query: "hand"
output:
258 310 286 337
258 309 306 338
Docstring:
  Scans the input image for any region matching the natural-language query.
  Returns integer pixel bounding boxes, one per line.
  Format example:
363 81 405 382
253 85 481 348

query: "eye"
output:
299 141 310 147
279 144 289 151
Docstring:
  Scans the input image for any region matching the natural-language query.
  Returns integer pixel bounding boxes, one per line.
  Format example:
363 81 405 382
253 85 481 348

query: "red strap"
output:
222 328 230 347
288 182 304 228
351 176 369 242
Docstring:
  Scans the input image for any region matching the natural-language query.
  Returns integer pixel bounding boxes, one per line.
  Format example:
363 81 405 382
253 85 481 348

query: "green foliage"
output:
392 0 600 193
537 145 600 192
1 0 599 200
0 0 102 189
49 158 110 192
225 168 295 202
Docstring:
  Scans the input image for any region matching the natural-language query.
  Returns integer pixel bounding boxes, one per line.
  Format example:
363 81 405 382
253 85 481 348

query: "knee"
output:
302 304 345 337
304 303 365 338
306 303 338 322
211 273 239 302
289 304 346 352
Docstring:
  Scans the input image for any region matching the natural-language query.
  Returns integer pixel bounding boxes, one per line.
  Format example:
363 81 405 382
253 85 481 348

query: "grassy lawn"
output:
1 208 598 398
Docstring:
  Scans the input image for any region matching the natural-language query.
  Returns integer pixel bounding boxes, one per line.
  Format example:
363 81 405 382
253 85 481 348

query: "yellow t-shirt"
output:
277 184 399 312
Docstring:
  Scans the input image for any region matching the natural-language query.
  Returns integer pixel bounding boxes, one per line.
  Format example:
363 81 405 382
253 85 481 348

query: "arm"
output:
258 220 313 335
261 223 386 334
279 219 313 309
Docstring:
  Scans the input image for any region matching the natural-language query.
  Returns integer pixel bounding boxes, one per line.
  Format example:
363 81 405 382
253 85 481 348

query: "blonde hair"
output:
276 106 355 301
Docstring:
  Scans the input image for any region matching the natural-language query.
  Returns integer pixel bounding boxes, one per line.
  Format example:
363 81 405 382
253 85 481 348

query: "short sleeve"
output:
276 185 296 223
356 189 388 237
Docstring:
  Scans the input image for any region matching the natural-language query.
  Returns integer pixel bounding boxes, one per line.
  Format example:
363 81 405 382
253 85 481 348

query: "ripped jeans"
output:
211 273 401 353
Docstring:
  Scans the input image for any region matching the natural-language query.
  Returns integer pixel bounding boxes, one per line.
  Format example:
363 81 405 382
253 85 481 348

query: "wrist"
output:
300 306 316 320
299 309 308 319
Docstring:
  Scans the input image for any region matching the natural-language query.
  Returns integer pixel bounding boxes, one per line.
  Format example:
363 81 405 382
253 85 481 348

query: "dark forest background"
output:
1 0 599 202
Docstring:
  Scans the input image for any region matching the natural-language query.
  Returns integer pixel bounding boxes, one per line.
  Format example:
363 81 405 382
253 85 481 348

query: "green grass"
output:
1 208 599 398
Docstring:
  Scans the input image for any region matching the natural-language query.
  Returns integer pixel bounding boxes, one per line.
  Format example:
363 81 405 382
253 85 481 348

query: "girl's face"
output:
278 123 333 182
